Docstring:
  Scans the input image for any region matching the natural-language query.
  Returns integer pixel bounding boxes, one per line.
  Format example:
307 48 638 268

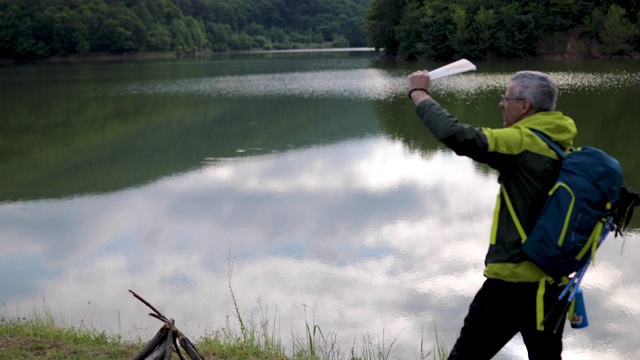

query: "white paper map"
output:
429 58 476 80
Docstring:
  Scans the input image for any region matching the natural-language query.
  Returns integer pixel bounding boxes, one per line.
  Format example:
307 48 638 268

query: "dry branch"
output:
178 332 204 360
129 290 205 360
131 323 170 360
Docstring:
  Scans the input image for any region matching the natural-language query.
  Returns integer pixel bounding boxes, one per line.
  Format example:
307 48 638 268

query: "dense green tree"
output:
146 25 172 51
268 26 288 44
600 4 638 54
0 0 372 60
207 22 230 51
449 4 470 58
3 0 640 61
583 7 606 38
341 17 368 47
395 0 426 59
368 0 640 60
493 3 540 58
103 3 146 52
170 18 192 51
471 7 498 58
366 0 406 55
246 23 267 37
229 32 253 50
52 9 90 55
448 4 498 59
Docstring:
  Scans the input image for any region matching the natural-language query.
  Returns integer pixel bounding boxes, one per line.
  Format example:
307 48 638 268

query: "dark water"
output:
1 50 639 359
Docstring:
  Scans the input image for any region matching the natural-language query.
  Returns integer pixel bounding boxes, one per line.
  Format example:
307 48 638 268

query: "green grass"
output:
0 259 448 359
0 307 137 359
0 305 448 360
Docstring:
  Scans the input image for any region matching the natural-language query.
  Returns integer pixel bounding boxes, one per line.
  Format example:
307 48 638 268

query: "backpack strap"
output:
500 129 567 243
500 184 528 242
530 129 567 160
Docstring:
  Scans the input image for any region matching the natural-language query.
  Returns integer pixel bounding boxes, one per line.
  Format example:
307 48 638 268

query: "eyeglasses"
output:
500 95 524 102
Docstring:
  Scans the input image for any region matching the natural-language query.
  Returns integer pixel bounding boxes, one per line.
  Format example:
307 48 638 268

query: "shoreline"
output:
3 47 639 66
0 46 377 66
0 50 209 65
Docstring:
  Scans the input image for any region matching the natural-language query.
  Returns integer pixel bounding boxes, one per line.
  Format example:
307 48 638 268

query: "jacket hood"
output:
516 111 577 150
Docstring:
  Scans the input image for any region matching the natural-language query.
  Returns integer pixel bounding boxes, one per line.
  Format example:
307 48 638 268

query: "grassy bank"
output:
1 261 448 359
0 305 447 360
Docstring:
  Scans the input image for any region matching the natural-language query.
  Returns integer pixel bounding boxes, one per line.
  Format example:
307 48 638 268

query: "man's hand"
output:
407 70 431 105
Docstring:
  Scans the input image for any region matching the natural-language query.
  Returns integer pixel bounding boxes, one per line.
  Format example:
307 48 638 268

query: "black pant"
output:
448 278 567 360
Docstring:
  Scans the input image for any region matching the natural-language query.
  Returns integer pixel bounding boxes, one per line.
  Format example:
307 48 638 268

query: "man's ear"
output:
520 99 534 116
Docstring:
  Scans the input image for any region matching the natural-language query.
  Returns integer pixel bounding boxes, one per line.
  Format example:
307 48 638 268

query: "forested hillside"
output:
366 0 640 60
2 0 639 61
0 0 372 60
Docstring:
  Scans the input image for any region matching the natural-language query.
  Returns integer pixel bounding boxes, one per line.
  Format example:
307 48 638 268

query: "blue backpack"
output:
519 130 624 276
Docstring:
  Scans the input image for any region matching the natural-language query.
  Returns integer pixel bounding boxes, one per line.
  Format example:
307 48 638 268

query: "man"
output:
407 70 577 359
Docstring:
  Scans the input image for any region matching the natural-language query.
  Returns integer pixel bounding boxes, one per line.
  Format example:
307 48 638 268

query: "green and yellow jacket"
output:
416 98 577 283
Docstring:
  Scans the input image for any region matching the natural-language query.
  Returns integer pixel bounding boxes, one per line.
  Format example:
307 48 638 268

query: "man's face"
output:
499 82 527 128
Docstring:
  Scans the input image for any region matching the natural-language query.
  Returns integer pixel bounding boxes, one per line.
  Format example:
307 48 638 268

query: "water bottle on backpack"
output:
569 288 589 329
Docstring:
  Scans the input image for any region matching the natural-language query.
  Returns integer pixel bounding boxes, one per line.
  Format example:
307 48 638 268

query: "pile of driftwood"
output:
130 289 208 360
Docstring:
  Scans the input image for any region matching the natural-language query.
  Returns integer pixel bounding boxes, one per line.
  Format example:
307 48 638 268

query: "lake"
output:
1 49 640 359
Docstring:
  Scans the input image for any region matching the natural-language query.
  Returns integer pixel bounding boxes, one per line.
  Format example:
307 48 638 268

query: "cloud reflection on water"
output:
1 136 639 359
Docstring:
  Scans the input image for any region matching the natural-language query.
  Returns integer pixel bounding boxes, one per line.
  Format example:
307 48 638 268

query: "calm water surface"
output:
1 50 640 359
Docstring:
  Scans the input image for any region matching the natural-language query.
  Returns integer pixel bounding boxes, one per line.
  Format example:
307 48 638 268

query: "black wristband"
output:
408 88 429 99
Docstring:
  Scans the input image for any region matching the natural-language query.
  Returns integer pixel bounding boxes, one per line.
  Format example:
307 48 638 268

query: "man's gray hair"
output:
510 71 558 112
